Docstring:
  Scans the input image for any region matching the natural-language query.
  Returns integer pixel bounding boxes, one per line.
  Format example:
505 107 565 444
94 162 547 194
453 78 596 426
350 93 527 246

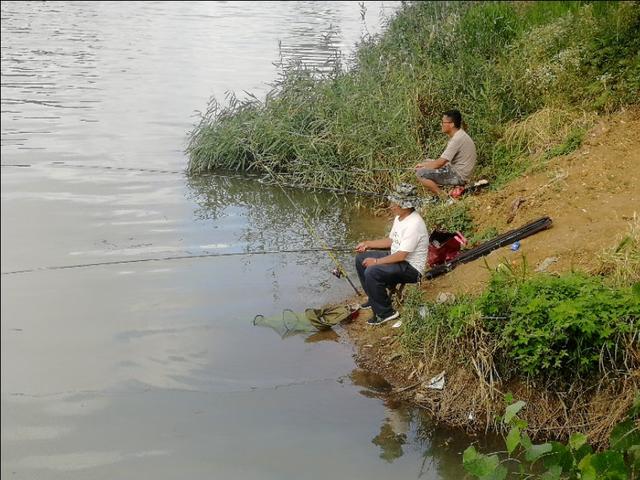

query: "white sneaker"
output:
367 310 400 326
350 301 372 311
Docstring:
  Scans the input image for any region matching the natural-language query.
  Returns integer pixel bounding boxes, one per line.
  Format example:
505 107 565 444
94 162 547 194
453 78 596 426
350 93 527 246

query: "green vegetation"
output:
463 398 639 479
188 1 639 194
401 264 639 382
422 199 474 234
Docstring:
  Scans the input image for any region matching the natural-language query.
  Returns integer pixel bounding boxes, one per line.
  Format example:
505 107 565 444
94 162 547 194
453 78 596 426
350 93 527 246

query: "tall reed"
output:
188 1 639 194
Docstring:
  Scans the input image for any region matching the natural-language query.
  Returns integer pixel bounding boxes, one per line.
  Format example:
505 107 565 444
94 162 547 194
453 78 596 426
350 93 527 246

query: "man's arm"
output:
415 157 448 170
355 237 392 252
361 250 408 268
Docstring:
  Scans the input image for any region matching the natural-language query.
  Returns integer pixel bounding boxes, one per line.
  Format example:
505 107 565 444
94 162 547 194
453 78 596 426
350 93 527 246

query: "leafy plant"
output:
463 397 639 479
480 271 639 378
402 265 639 381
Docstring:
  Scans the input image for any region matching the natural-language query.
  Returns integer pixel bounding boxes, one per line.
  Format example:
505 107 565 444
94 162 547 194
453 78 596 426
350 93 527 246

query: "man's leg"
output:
364 262 419 319
355 250 389 297
417 176 444 197
416 165 464 199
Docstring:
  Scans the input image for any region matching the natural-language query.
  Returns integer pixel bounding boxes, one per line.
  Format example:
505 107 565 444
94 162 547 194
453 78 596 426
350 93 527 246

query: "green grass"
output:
187 1 639 194
421 199 474 234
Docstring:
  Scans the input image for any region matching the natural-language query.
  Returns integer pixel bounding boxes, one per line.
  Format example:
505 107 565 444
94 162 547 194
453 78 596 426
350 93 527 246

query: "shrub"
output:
402 267 639 381
483 272 639 377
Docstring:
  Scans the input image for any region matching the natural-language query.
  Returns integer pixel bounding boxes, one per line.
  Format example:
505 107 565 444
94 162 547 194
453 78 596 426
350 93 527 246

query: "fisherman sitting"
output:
354 184 429 325
415 109 476 201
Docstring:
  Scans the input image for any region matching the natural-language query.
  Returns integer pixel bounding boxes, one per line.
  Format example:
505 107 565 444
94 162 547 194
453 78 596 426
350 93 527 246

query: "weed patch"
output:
595 216 640 288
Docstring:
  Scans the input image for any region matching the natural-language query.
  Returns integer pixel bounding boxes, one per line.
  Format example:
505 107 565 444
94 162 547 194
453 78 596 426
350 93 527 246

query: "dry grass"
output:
594 214 640 287
349 316 639 448
500 107 596 159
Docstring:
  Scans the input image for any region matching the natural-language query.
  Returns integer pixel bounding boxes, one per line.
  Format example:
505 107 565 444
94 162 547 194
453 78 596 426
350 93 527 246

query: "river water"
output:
1 2 492 478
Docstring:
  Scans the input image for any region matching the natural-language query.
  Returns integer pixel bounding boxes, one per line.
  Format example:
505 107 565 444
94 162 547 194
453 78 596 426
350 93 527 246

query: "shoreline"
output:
342 299 637 448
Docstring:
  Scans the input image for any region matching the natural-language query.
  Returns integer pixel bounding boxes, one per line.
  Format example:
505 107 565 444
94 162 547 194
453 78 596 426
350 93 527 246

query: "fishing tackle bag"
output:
428 230 467 267
305 305 357 330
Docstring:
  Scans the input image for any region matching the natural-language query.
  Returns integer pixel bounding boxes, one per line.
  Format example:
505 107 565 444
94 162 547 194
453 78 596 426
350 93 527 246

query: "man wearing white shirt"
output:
354 184 429 325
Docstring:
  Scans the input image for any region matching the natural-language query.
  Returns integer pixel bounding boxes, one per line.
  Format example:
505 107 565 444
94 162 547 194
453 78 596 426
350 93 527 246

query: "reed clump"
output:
187 1 639 194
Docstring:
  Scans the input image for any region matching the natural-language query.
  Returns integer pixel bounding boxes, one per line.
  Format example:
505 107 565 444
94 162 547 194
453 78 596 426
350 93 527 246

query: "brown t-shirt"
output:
441 129 476 182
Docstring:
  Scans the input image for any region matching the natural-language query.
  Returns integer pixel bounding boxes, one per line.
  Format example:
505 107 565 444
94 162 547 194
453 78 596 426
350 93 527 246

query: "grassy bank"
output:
187 1 639 194
392 220 639 447
402 267 638 384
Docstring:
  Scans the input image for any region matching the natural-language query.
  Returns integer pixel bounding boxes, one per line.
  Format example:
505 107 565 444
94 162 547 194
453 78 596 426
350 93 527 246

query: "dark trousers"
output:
355 251 420 319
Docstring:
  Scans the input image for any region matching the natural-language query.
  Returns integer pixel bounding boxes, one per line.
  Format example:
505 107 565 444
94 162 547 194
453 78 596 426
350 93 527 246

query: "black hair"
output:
443 109 462 129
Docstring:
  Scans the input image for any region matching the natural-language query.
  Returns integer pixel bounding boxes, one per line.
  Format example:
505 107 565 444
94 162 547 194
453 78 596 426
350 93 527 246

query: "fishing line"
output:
2 161 388 288
1 247 353 276
1 162 390 198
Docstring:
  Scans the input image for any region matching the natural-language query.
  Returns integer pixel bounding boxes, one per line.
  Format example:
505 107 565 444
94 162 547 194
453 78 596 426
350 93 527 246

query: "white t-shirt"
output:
389 211 430 274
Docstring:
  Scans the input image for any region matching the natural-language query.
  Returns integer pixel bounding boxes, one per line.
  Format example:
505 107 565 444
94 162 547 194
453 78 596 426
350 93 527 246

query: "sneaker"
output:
367 310 400 326
351 301 372 311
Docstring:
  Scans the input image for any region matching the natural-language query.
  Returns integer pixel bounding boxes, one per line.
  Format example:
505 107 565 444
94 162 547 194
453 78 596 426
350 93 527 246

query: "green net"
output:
253 305 356 338
253 309 318 338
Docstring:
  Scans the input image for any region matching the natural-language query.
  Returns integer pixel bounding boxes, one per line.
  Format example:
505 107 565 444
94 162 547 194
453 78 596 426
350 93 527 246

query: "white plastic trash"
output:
425 371 445 390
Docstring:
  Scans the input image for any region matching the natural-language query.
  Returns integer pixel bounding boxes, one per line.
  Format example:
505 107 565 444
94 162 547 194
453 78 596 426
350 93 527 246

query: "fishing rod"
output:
1 246 354 276
255 159 362 295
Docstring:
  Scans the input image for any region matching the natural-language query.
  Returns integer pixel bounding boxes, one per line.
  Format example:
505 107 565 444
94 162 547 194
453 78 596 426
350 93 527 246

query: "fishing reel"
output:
331 267 344 278
331 266 361 296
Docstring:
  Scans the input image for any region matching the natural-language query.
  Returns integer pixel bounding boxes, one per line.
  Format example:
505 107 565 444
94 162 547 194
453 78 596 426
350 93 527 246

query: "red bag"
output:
428 230 467 266
450 186 466 199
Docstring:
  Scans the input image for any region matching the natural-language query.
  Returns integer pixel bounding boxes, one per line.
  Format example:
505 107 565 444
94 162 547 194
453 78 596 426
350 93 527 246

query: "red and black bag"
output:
428 230 467 267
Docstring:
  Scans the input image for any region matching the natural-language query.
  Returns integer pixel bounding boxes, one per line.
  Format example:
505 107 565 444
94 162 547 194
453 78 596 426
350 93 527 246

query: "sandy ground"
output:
344 108 640 443
430 108 640 297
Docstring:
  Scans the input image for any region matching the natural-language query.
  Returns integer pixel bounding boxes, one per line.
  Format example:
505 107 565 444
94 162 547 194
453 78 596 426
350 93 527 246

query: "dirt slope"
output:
428 108 640 297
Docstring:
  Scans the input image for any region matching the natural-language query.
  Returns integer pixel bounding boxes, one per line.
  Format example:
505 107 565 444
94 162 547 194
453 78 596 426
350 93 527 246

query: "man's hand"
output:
415 159 436 170
355 241 369 253
362 257 381 268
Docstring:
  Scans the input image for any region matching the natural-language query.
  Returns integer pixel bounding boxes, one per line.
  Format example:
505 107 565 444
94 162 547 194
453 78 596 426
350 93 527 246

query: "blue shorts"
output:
416 164 465 186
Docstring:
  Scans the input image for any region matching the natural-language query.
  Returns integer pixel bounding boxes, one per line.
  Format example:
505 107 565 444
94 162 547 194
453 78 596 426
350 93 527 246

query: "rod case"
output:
424 216 553 280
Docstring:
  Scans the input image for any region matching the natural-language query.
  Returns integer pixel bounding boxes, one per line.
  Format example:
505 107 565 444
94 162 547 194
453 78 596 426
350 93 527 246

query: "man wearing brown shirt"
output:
415 109 476 200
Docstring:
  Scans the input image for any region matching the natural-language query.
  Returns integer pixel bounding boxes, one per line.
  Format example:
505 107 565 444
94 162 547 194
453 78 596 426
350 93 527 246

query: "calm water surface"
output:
1 2 493 478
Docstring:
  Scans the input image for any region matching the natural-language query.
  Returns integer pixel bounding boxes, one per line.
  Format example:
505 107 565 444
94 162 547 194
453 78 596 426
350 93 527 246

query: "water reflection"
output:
186 173 383 252
349 368 502 476
372 401 411 463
